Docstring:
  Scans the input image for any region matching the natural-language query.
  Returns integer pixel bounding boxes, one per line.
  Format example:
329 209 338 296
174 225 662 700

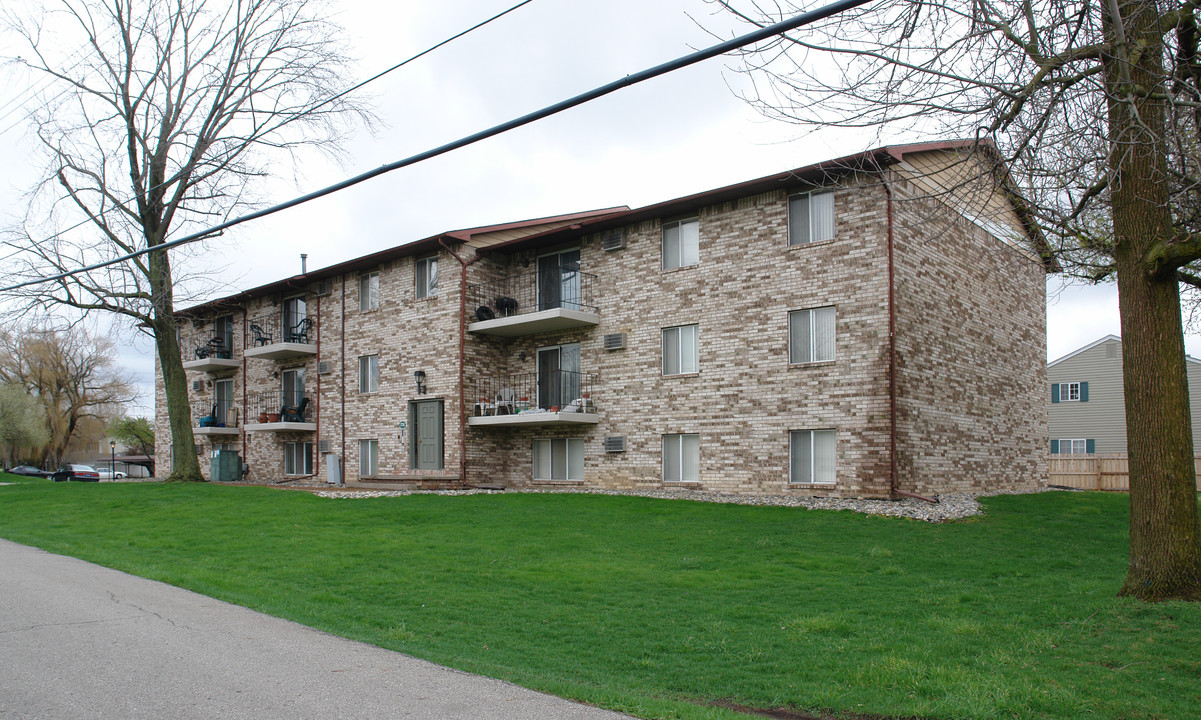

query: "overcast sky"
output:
0 0 1188 415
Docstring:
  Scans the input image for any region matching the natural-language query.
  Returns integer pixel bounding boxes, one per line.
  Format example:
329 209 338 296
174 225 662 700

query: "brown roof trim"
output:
177 207 629 316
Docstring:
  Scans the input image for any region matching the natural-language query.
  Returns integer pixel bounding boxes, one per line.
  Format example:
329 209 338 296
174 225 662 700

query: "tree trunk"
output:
1106 0 1201 601
148 239 202 482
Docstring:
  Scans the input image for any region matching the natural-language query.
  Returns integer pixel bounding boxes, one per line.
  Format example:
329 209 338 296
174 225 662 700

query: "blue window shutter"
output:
1086 439 1095 454
1051 384 1060 403
1080 382 1089 402
1051 439 1060 454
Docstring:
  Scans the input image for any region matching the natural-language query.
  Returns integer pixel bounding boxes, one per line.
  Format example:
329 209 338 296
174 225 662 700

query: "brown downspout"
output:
439 237 481 484
314 293 321 480
241 307 249 472
340 274 347 485
881 175 937 504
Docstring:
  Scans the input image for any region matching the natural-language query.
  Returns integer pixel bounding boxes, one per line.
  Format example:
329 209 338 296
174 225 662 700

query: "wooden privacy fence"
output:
1049 454 1201 491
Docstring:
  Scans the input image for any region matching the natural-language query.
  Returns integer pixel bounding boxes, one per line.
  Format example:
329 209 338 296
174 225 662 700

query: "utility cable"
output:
0 0 876 294
0 0 535 266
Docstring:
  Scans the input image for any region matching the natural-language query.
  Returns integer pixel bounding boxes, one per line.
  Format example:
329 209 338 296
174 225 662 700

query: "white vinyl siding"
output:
788 191 835 246
662 218 699 269
533 438 584 481
415 255 438 299
790 429 836 484
662 433 700 482
662 325 699 375
359 439 379 476
359 354 379 393
284 442 313 476
789 307 836 364
359 272 379 311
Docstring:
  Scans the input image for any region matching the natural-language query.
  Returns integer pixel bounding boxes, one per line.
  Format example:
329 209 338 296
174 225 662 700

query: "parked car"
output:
8 466 50 478
96 468 127 480
52 464 100 482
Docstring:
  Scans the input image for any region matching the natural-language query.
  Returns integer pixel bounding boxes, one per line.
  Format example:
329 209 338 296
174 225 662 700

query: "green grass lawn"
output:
1 475 1197 720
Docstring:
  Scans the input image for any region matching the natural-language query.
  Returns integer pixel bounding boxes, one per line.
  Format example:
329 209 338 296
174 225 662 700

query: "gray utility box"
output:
210 449 241 483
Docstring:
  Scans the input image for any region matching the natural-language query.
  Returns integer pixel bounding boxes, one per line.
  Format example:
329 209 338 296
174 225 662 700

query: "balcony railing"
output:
192 397 240 433
181 329 234 360
471 371 596 417
468 265 597 322
247 311 314 347
247 390 313 424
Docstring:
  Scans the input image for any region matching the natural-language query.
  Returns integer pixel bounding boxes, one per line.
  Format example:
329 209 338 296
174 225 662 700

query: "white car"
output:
96 468 128 480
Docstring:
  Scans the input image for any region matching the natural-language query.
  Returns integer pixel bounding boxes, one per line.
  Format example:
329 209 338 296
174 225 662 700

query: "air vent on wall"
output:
603 436 626 453
603 333 626 350
191 380 204 391
194 444 203 455
601 228 625 251
318 439 331 453
318 361 332 375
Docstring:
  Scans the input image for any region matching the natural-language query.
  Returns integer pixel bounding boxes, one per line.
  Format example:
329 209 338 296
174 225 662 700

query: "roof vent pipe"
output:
300 254 308 275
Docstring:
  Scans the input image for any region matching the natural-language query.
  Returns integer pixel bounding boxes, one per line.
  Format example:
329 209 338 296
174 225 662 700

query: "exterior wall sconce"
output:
414 370 427 395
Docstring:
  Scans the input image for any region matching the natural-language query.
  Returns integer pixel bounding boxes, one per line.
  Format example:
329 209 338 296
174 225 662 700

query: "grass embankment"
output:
0 475 1196 720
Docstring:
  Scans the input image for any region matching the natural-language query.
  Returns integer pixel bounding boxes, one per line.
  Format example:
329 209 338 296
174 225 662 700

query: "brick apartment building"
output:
156 140 1051 498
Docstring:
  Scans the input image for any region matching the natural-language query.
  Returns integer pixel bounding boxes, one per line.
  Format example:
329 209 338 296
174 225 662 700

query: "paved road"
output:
0 539 631 719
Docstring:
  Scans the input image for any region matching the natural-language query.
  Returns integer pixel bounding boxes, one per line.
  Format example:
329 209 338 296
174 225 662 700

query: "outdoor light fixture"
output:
414 370 427 395
109 440 116 480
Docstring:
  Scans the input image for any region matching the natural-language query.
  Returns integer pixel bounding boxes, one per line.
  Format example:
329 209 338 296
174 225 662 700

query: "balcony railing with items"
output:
243 310 317 360
467 370 598 427
467 266 600 337
244 390 315 431
180 329 239 372
192 397 241 436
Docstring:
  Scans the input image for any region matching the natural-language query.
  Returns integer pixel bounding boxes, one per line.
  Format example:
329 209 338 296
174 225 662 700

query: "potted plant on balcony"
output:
265 412 281 423
258 412 269 423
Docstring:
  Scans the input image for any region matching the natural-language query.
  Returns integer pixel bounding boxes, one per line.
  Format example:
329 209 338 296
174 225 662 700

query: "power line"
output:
0 0 536 267
0 0 876 295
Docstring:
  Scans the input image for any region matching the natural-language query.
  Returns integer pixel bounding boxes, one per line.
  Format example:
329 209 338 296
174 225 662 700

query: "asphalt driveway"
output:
0 539 631 719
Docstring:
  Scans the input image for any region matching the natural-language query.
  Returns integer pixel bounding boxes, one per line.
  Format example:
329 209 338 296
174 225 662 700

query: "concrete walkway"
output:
0 539 631 719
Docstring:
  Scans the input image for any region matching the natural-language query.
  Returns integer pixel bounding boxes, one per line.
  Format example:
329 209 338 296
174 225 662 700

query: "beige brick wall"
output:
157 162 1047 496
890 173 1048 494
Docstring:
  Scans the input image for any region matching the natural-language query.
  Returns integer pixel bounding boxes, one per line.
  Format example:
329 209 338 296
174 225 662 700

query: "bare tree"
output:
0 0 365 481
710 0 1201 600
0 327 133 467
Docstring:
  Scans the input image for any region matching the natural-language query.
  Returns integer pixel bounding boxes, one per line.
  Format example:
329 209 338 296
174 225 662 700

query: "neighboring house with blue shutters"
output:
1048 335 1201 453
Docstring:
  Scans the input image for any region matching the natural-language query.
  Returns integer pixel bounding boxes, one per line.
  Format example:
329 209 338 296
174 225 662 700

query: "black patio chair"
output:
280 396 309 423
250 324 272 346
287 317 312 343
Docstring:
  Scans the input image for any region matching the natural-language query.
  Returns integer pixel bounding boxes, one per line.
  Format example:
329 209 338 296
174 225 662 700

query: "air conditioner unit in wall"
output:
603 333 626 350
313 279 333 297
318 439 331 453
317 361 332 375
191 380 204 391
603 436 626 453
601 228 625 251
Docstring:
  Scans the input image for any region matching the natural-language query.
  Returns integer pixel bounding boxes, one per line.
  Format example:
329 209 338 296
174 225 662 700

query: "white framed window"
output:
533 438 584 481
662 324 699 375
788 190 835 246
282 367 305 407
284 442 313 476
1059 382 1080 401
359 272 379 311
359 354 380 393
662 433 700 482
359 439 379 476
662 217 699 270
214 378 234 422
790 429 836 484
789 307 836 364
1058 439 1088 454
415 255 438 299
